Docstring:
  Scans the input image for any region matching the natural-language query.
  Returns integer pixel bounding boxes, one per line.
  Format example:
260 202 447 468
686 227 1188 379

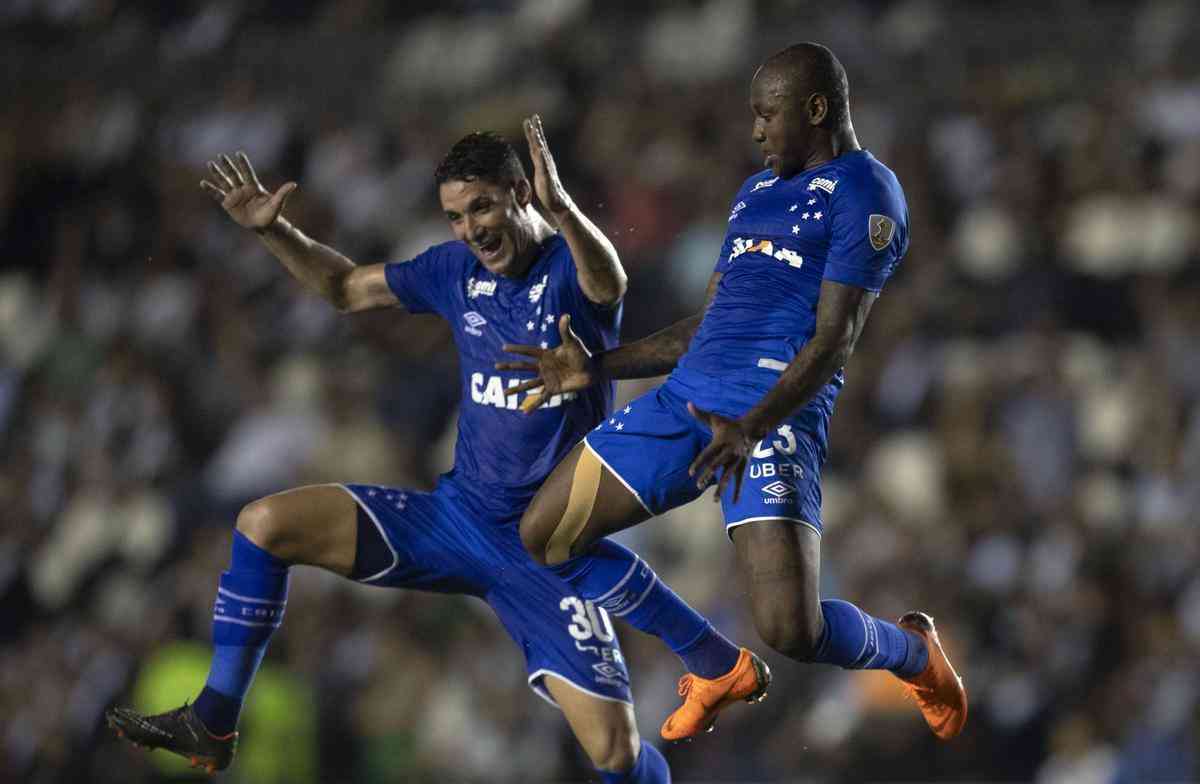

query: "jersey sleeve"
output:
383 243 458 316
822 180 908 293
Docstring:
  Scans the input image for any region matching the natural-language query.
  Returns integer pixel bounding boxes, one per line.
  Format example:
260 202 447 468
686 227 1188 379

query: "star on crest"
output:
814 211 823 220
792 225 800 234
526 321 535 330
789 204 798 212
807 198 816 205
615 422 624 431
623 405 632 414
801 212 810 220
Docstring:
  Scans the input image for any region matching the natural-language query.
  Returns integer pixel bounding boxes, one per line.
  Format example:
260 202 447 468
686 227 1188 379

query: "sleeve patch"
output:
869 214 896 251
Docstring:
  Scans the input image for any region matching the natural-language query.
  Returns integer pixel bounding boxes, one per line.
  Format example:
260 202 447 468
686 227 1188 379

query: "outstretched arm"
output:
497 272 722 411
201 152 399 313
687 279 878 501
524 115 626 306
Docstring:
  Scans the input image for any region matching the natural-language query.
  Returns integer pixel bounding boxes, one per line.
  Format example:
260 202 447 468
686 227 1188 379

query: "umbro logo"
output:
751 177 779 193
463 311 487 336
762 481 794 498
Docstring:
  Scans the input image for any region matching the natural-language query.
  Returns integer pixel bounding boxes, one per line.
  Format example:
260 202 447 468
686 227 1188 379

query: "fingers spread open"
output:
494 360 538 372
221 154 245 186
236 151 259 186
200 180 227 200
208 161 234 190
500 344 544 358
510 378 545 395
519 392 545 414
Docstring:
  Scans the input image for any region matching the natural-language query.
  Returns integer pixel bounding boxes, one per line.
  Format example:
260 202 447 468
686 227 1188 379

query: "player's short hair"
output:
764 42 850 129
435 131 526 188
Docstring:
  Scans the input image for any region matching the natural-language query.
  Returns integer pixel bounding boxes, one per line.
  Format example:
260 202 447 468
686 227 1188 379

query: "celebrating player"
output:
106 120 769 781
503 44 968 742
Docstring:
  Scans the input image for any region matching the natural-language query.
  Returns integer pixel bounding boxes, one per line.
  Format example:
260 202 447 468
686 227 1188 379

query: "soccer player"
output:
105 120 769 781
502 43 968 743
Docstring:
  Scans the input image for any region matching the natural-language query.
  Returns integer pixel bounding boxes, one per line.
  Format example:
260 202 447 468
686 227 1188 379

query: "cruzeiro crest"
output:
868 214 896 251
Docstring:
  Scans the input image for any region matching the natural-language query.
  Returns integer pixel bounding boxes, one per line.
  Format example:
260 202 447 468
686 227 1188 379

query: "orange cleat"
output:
660 647 771 741
896 612 968 740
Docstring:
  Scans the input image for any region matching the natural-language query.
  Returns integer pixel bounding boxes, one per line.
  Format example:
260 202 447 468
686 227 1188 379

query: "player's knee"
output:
578 721 639 774
235 498 288 555
755 610 823 663
518 512 551 566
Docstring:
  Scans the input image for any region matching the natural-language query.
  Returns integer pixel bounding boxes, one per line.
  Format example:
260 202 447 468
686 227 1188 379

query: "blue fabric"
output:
674 150 908 417
585 384 826 533
812 599 928 675
382 234 621 518
197 531 289 734
598 741 671 783
345 483 633 706
552 539 739 679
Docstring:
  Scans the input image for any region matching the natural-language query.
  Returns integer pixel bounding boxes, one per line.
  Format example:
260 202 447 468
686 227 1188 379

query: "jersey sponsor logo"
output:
762 480 794 499
466 277 497 299
807 177 838 194
729 237 804 269
869 214 896 251
728 200 747 221
751 176 779 193
469 372 576 410
528 274 548 303
463 311 487 335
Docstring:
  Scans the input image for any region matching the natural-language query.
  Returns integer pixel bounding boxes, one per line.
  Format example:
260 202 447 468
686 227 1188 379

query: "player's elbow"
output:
584 273 627 308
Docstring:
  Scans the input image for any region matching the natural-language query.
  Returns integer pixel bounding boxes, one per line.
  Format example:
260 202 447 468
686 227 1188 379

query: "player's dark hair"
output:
434 131 526 188
765 42 850 129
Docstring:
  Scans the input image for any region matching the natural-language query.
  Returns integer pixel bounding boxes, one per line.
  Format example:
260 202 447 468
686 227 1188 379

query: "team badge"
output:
869 214 895 251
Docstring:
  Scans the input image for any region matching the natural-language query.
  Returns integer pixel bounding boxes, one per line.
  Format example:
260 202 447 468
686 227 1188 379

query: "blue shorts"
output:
339 481 632 708
585 383 826 537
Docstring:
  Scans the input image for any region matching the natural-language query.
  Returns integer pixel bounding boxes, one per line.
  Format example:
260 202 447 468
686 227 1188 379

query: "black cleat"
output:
106 703 237 774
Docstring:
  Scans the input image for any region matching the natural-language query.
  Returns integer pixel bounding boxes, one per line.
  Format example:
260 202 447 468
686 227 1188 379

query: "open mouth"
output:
478 236 503 260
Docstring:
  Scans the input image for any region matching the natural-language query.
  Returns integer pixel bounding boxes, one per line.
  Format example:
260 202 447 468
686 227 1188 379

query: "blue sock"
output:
811 599 928 677
550 539 740 678
193 530 290 736
597 741 671 783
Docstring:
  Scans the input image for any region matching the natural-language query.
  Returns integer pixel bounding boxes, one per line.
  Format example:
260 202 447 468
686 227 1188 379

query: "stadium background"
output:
2 1 1199 782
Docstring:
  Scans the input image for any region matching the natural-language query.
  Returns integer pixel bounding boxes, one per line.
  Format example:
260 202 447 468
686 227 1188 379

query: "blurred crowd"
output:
2 0 1199 782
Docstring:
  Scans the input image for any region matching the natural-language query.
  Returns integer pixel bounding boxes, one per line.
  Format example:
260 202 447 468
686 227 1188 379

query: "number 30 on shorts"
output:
559 596 615 643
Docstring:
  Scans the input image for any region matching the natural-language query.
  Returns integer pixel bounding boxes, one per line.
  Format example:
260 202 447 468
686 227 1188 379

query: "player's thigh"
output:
237 484 358 575
544 675 640 772
520 440 649 563
732 520 823 652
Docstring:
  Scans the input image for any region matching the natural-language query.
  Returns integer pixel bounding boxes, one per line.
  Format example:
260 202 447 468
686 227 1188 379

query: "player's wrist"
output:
739 412 770 442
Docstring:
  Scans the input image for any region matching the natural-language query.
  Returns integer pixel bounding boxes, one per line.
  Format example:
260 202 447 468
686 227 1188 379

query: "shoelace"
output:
676 674 694 698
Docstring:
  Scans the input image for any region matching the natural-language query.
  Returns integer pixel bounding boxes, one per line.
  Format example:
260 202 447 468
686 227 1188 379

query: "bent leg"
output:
522 443 741 679
520 441 650 565
236 484 360 575
545 677 669 783
733 520 926 674
195 485 364 736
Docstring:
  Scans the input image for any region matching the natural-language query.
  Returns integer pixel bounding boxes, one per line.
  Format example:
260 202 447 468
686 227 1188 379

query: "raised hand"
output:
496 315 598 413
687 403 755 503
199 151 297 231
523 114 574 217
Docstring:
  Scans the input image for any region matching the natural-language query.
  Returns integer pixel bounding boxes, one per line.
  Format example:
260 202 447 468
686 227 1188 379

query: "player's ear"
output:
807 93 828 126
513 178 533 207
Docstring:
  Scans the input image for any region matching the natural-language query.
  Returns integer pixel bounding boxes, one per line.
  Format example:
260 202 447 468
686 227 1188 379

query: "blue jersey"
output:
385 234 621 520
668 150 908 418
